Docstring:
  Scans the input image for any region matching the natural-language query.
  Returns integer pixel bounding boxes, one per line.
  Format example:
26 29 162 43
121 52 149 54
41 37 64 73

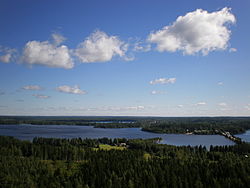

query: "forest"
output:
141 119 250 135
0 135 250 188
1 116 250 135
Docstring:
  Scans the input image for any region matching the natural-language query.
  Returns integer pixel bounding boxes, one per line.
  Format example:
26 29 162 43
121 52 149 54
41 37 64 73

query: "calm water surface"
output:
0 124 236 148
236 130 250 142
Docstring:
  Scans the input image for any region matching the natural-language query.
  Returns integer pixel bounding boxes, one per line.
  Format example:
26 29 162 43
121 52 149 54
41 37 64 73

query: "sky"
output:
0 0 250 116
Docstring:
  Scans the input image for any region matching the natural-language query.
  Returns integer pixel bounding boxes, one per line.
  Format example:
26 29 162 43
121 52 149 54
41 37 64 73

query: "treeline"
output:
1 116 250 135
141 117 250 135
0 116 139 128
93 122 141 128
0 136 250 187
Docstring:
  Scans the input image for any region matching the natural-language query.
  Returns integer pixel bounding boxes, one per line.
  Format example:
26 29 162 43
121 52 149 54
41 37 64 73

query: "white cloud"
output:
123 55 135 61
177 104 184 108
195 102 206 106
56 85 87 94
22 37 74 69
229 48 237 52
22 85 42 90
151 90 158 95
150 77 176 85
0 54 12 63
75 30 128 63
133 41 151 52
51 33 66 46
0 46 16 63
218 102 227 107
218 82 224 85
151 90 166 95
32 94 50 99
125 106 145 110
148 7 236 55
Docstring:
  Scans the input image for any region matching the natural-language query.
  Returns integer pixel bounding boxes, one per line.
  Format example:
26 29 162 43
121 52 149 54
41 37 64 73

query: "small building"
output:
119 143 126 147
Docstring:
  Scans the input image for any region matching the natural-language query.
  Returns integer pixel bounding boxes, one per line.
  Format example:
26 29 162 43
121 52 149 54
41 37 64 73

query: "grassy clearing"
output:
93 144 126 151
143 153 151 161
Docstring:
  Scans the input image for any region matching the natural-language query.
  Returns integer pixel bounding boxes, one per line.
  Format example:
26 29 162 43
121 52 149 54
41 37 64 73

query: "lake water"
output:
236 130 250 142
0 124 237 148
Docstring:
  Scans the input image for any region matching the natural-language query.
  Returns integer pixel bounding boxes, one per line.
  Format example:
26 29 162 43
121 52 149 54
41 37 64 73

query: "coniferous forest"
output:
1 116 250 134
1 0 250 187
0 136 250 188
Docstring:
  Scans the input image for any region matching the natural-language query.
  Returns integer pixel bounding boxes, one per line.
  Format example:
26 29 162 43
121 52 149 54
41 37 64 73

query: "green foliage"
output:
95 144 126 151
1 116 250 135
141 117 250 135
0 136 250 188
0 116 139 127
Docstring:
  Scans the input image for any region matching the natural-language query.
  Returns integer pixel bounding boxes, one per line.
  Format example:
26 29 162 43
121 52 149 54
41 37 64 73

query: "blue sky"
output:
0 0 250 116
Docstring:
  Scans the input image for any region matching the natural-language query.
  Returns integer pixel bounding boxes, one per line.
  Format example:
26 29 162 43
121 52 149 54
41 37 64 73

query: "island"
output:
1 116 250 144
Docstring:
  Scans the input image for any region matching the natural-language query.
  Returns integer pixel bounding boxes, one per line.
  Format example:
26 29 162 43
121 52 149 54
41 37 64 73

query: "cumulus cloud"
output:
218 82 224 85
56 85 87 94
150 78 176 85
75 30 128 63
32 94 50 99
22 36 74 69
0 46 16 63
177 105 184 108
22 85 42 90
148 7 236 55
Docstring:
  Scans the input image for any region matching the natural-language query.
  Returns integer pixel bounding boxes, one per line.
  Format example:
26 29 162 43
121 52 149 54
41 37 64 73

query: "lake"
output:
0 124 238 148
236 130 250 142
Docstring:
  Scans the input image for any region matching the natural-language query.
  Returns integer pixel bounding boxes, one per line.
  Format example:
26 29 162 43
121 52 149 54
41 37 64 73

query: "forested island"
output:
0 136 250 187
1 116 250 136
